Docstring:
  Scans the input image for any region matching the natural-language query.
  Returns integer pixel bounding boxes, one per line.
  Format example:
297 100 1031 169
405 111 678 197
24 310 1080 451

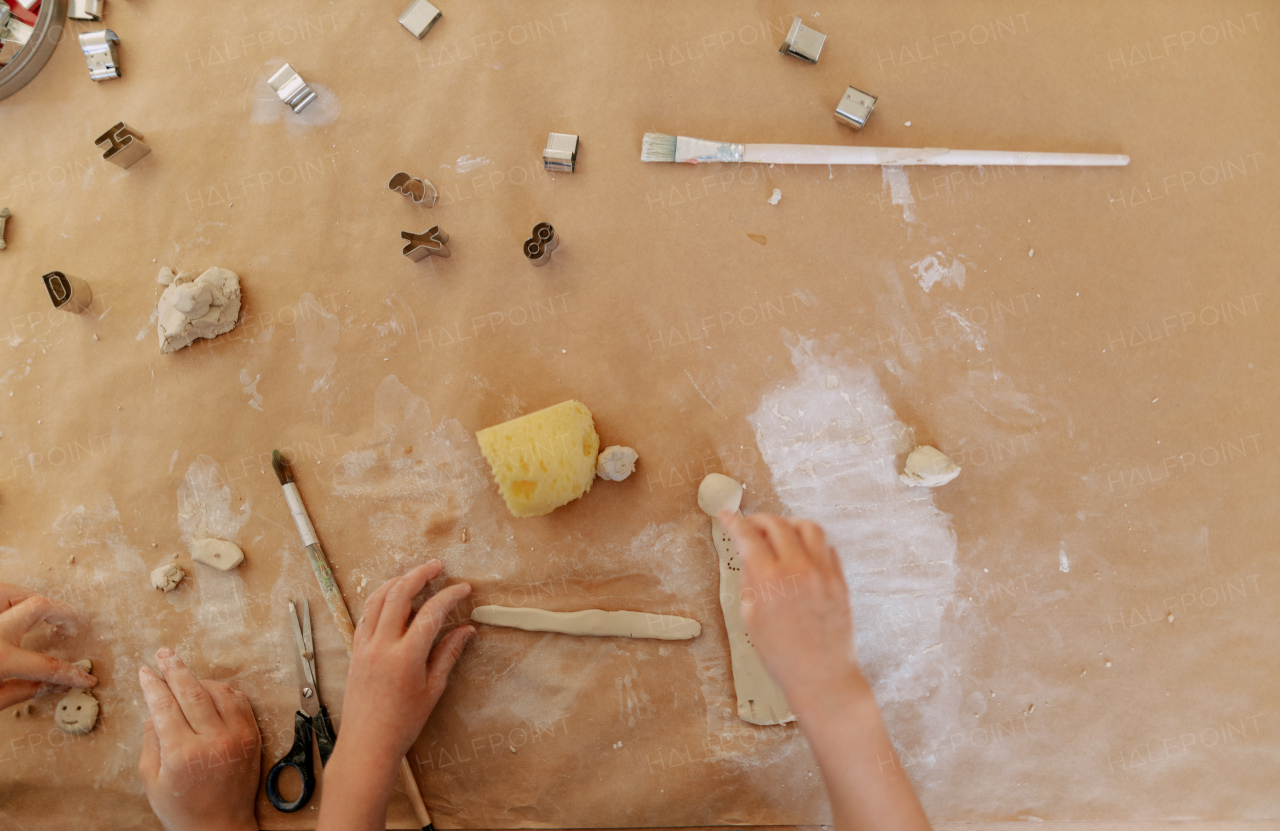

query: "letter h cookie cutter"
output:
95 121 150 168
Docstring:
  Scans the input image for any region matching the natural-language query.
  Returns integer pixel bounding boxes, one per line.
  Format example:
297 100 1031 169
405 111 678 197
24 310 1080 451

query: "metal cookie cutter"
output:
268 63 316 114
523 223 558 266
68 0 104 21
401 227 450 261
79 29 120 80
95 122 150 168
0 208 10 250
1 7 35 49
779 17 825 63
543 133 579 173
399 0 441 39
388 172 437 206
42 272 93 313
835 85 877 130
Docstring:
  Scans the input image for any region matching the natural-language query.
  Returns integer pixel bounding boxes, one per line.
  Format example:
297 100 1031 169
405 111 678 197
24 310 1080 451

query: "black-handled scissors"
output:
266 598 337 813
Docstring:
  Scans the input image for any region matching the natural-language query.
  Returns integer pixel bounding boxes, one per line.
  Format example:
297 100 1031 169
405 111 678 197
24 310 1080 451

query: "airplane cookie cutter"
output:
94 122 150 168
401 227 450 261
523 223 558 266
268 63 316 114
42 272 93 313
68 0 104 21
388 172 437 206
79 29 120 80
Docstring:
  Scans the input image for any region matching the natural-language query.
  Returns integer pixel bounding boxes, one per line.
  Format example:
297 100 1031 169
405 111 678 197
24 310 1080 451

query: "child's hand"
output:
338 560 473 766
318 561 473 831
719 512 863 715
0 583 97 709
138 648 261 831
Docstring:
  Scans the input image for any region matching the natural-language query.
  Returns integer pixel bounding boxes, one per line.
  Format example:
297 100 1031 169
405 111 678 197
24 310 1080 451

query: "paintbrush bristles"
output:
640 132 676 163
271 449 294 485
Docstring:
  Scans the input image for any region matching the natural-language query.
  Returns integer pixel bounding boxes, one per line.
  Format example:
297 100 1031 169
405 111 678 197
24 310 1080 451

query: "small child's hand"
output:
719 512 863 714
138 648 261 831
338 560 473 766
0 583 97 709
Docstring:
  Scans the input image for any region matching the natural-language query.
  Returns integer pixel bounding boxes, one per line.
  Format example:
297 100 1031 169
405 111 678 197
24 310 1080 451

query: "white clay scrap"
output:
190 538 245 571
72 659 92 673
150 563 185 592
595 446 639 481
697 472 743 516
156 267 241 354
900 445 961 487
698 474 796 726
55 689 99 734
472 605 700 640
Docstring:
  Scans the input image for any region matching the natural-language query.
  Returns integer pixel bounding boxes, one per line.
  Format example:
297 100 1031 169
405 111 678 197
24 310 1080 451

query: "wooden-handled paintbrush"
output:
641 131 1129 167
271 450 436 831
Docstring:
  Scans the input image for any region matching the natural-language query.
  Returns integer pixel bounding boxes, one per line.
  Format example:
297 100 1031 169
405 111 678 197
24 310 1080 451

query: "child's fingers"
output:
0 595 79 643
719 511 777 564
0 584 35 612
203 680 240 727
409 582 472 656
357 575 400 639
424 626 475 703
154 649 222 735
139 718 161 785
793 520 836 575
139 664 192 743
0 679 41 711
753 515 807 569
0 648 96 688
376 561 444 641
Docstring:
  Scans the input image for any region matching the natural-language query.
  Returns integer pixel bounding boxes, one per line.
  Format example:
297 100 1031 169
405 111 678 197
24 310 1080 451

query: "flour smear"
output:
748 337 961 769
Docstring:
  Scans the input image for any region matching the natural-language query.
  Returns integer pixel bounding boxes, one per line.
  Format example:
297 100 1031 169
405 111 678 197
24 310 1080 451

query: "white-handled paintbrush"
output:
271 450 438 831
641 132 1128 167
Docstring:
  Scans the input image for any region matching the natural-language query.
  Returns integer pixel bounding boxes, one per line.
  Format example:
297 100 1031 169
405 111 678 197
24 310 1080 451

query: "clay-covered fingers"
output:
153 649 223 734
0 594 79 643
376 560 445 640
0 647 95 687
424 625 475 702
139 664 192 740
409 582 472 654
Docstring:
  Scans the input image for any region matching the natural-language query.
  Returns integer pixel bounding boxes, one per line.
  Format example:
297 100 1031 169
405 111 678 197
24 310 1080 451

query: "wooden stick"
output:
273 451 435 831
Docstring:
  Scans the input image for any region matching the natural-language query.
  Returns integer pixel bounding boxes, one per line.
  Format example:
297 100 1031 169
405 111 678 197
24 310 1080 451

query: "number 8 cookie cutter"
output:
523 223 558 266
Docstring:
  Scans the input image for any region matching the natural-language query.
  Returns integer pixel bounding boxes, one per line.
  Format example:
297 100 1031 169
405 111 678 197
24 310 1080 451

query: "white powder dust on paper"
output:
881 165 917 223
330 376 495 580
294 292 340 384
748 337 961 771
910 252 967 293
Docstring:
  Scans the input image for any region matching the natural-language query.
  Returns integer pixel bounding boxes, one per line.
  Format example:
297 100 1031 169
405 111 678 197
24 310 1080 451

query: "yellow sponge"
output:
476 400 600 517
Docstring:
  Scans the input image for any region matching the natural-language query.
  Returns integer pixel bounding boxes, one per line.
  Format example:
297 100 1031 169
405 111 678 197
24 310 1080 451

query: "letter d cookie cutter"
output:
42 271 93 313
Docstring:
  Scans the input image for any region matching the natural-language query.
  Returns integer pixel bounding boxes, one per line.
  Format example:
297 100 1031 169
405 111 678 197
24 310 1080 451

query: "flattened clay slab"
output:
700 474 796 726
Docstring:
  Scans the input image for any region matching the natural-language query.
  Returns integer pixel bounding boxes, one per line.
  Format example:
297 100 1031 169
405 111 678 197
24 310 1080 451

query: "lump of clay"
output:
150 563 185 592
697 472 743 516
156 267 241 354
72 659 92 673
476 400 600 517
595 445 638 481
900 445 961 487
190 538 244 571
55 689 99 734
